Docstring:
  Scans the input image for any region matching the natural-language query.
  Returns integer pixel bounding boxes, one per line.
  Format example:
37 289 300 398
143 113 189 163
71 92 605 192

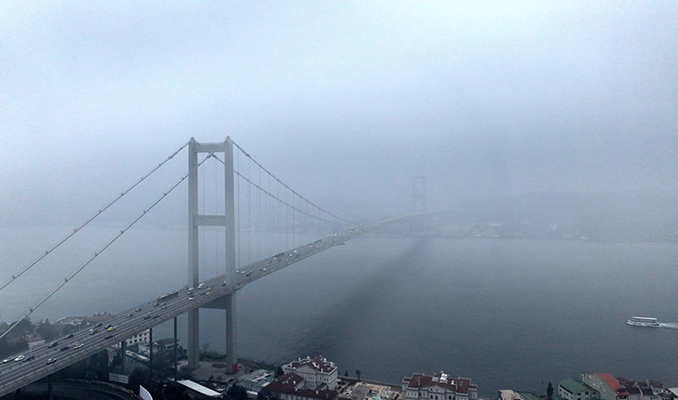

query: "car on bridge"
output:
48 342 58 348
14 355 25 362
59 346 69 352
46 358 57 365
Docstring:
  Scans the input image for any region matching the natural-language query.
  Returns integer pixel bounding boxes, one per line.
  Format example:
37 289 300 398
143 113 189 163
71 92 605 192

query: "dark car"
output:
104 335 113 340
59 346 69 352
63 333 74 339
48 341 58 348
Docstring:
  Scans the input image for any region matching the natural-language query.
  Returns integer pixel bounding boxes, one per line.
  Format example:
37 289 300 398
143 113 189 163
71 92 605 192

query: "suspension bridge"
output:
0 137 412 397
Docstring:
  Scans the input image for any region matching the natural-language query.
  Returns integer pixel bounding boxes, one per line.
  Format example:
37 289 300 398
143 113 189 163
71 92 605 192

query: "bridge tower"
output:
187 138 238 373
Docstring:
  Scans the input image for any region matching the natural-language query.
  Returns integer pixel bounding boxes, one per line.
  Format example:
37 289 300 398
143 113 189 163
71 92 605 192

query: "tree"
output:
128 368 155 396
547 383 553 400
355 370 361 381
36 320 58 341
344 370 349 378
111 353 123 367
275 366 284 377
226 384 248 400
258 391 277 400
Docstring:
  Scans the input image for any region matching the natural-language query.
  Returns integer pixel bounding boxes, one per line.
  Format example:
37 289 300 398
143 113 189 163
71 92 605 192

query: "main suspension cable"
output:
213 154 349 226
0 141 190 294
230 140 355 226
0 152 212 342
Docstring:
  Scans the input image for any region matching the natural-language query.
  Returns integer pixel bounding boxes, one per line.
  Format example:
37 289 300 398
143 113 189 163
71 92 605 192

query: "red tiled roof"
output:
596 373 621 391
264 373 304 392
402 372 477 395
264 372 337 400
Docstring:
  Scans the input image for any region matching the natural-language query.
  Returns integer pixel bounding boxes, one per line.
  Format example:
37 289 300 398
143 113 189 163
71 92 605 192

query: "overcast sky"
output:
1 1 677 223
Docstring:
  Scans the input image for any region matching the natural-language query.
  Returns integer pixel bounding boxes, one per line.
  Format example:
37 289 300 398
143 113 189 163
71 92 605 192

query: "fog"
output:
1 3 678 391
1 1 676 226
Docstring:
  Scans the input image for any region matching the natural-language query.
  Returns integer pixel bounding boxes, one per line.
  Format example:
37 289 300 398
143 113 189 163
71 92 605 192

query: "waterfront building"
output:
616 378 672 400
341 382 399 400
238 369 275 392
282 356 338 390
558 378 599 400
497 390 540 400
125 330 150 347
582 373 628 400
154 337 180 351
263 372 338 400
401 371 478 400
581 373 675 400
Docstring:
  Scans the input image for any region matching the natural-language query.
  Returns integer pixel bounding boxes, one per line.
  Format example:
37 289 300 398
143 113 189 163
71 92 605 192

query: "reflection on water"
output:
2 227 677 395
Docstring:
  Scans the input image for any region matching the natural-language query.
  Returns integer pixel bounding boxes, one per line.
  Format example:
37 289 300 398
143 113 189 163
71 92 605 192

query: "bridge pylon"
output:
187 137 237 373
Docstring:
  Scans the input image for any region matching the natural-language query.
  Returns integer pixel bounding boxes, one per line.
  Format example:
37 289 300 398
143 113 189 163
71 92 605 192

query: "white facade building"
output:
125 330 150 347
282 356 338 390
402 371 478 400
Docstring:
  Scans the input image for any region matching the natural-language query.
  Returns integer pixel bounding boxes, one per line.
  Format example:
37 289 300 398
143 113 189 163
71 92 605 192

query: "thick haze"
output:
1 1 677 223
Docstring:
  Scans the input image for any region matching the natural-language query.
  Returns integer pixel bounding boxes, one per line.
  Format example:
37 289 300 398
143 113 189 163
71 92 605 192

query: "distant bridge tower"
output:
187 138 238 373
413 176 426 213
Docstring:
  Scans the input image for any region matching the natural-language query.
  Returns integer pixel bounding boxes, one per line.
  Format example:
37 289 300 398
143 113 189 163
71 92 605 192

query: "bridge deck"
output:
0 222 386 396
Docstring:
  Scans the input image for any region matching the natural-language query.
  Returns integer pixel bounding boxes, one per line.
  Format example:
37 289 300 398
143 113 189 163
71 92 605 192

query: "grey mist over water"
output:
2 2 678 396
3 226 677 395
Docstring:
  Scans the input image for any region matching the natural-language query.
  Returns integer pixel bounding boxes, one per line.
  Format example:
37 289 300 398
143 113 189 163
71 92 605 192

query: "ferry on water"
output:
626 316 659 327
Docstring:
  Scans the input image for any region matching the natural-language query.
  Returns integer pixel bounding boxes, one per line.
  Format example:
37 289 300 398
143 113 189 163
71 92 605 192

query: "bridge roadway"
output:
0 221 390 397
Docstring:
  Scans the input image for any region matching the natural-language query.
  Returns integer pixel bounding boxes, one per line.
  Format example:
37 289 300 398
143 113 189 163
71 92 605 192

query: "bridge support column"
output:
225 292 237 373
187 308 199 368
120 340 127 372
149 328 153 376
174 316 178 380
48 373 53 400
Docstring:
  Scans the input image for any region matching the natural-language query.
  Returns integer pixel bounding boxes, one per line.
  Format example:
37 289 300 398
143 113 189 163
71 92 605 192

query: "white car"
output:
14 355 25 362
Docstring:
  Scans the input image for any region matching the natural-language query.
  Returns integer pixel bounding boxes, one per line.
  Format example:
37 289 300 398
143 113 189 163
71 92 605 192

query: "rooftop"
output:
559 378 588 394
286 356 338 374
402 372 477 395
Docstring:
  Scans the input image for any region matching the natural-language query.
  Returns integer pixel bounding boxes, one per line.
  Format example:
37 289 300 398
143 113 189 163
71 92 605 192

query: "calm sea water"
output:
2 227 678 396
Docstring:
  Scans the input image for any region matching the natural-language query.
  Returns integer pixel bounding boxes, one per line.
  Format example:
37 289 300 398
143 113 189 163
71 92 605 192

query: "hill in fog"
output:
410 190 678 242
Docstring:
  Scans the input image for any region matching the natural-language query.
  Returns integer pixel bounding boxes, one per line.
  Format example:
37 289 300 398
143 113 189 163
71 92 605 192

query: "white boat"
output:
626 316 659 327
